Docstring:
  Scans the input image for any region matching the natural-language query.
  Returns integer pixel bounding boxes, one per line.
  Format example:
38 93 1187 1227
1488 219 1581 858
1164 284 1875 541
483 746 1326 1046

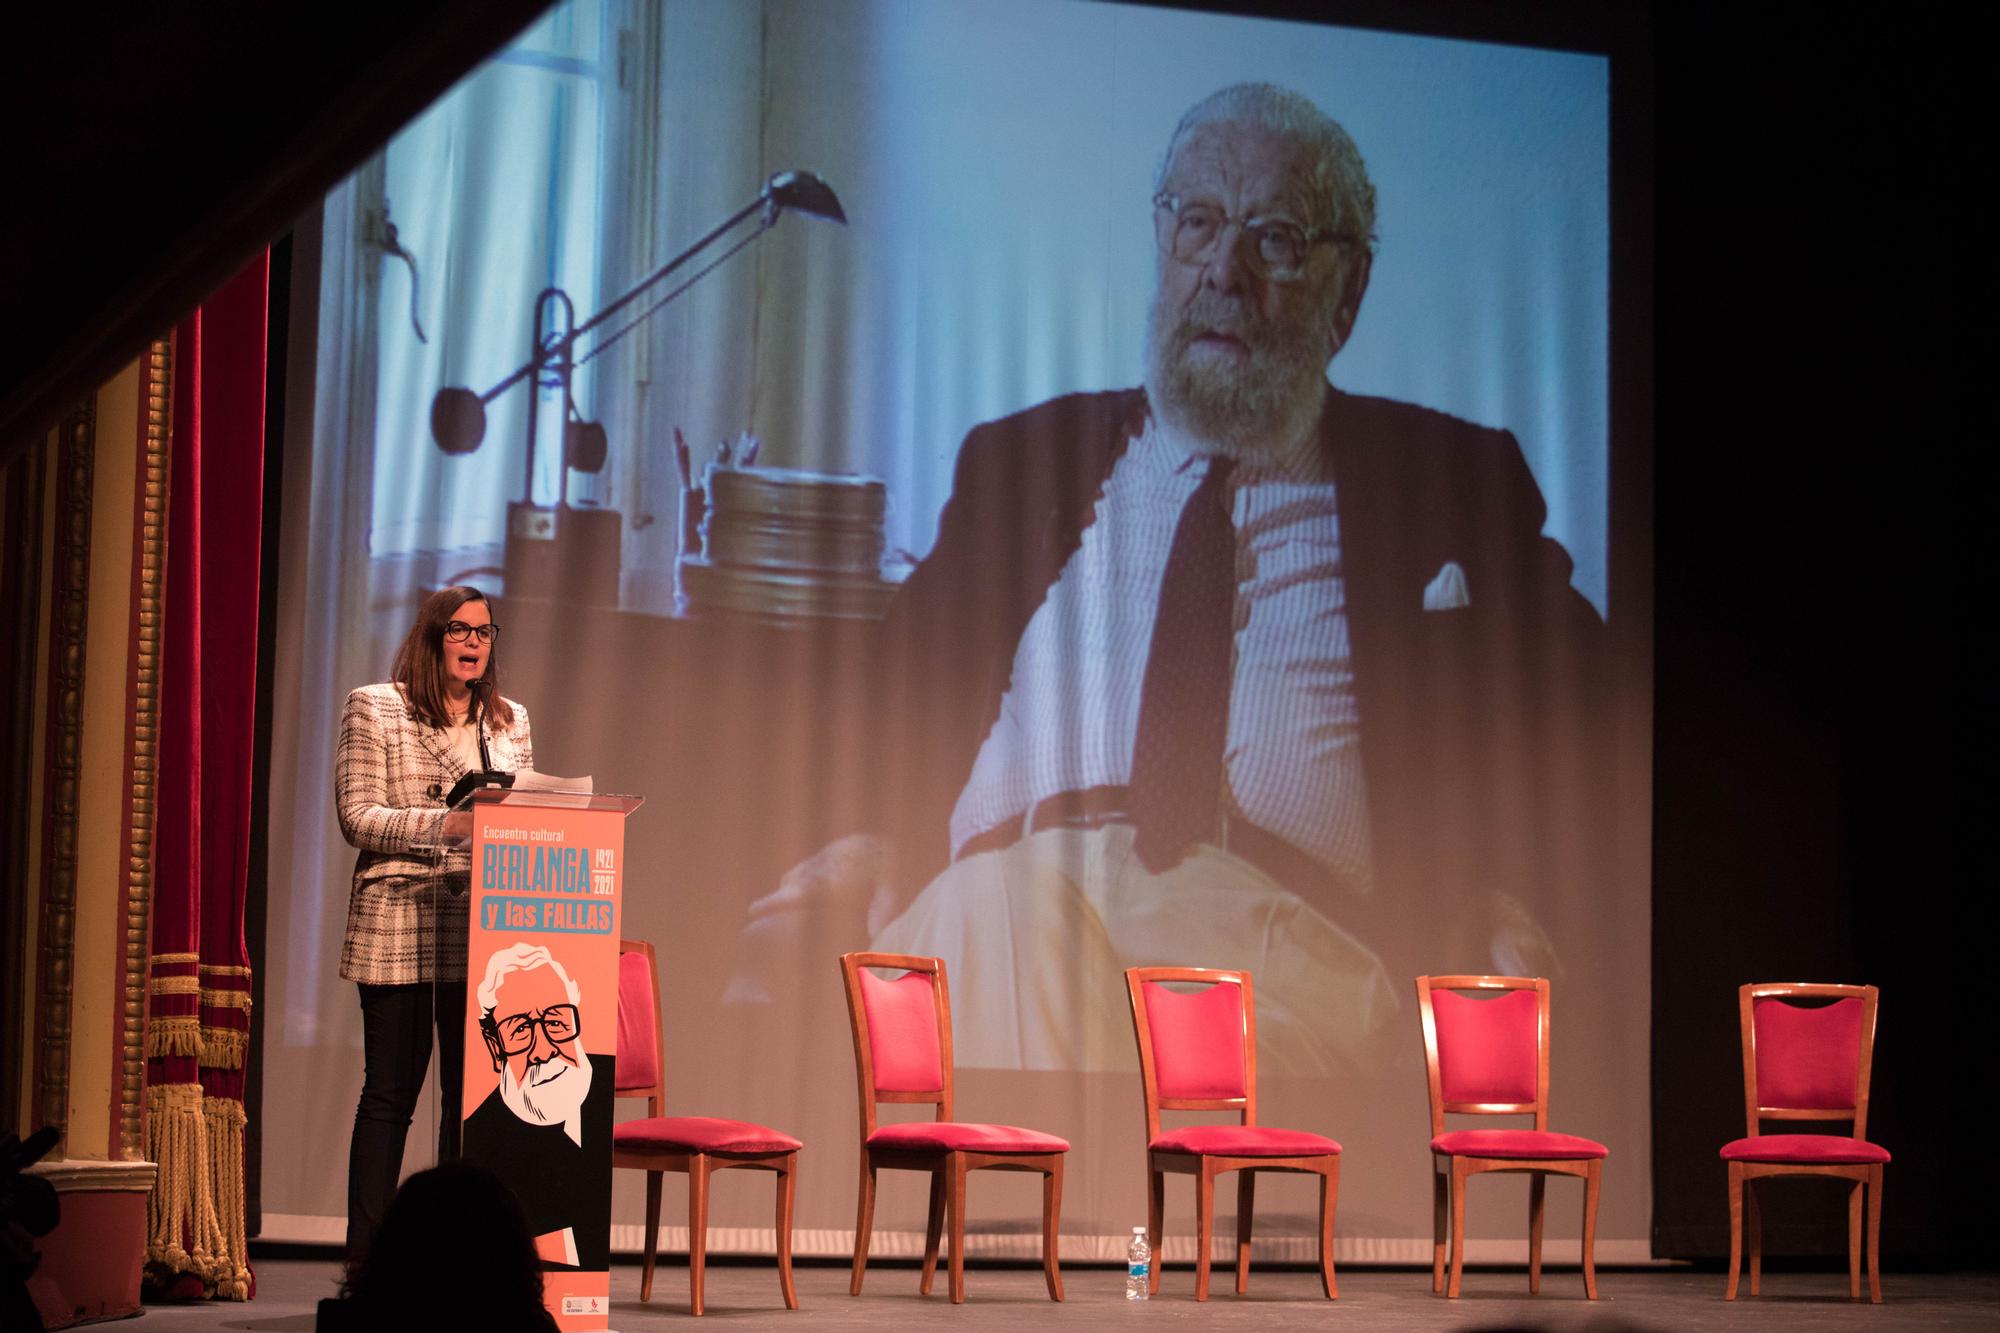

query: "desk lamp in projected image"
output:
428 170 847 607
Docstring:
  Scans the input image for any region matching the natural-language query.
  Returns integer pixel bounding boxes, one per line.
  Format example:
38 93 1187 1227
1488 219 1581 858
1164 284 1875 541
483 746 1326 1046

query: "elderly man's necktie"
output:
1129 455 1238 873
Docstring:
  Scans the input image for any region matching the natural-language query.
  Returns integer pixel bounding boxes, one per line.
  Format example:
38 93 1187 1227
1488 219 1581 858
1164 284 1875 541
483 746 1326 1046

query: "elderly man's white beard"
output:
498 1047 594 1147
1144 288 1332 464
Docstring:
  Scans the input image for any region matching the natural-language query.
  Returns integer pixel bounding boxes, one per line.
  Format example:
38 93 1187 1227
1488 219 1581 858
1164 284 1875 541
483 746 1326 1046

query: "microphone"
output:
431 386 487 454
446 683 512 820
564 418 609 473
470 678 494 773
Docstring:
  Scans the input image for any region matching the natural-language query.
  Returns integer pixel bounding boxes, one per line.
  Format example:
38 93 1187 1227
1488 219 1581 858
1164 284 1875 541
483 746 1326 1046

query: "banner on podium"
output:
461 792 631 1332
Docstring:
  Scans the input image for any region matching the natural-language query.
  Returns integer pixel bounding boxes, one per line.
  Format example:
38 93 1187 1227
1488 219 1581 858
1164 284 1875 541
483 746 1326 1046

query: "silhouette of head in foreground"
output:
340 1159 558 1332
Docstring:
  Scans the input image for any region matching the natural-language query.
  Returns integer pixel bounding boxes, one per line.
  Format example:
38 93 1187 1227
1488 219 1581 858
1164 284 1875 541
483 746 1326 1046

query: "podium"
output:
446 785 643 1332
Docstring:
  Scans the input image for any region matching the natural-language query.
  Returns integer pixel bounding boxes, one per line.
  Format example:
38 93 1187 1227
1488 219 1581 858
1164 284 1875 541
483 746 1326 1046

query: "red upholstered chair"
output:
1124 966 1341 1301
837 951 1068 1304
1721 982 1887 1303
1416 975 1606 1300
611 939 800 1316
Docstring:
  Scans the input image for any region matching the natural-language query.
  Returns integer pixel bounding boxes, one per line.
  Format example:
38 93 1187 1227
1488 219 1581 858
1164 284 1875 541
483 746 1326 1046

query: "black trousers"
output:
345 979 467 1263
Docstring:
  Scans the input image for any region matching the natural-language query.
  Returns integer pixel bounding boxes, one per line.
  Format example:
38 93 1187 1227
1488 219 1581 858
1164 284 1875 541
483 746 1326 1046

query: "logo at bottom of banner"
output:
547 1271 611 1330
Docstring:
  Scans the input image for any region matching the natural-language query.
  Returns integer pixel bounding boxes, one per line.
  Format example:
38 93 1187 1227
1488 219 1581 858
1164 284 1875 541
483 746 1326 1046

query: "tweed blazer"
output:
337 682 533 984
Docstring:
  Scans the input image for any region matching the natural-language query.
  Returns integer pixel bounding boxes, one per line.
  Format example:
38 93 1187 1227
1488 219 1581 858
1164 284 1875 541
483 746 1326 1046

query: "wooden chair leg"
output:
1447 1157 1468 1299
919 1167 946 1296
849 1157 876 1296
1041 1158 1065 1302
1725 1161 1743 1301
1431 1163 1448 1294
1847 1178 1863 1300
1581 1159 1601 1301
1235 1169 1255 1294
946 1155 969 1305
1866 1164 1884 1304
688 1156 712 1316
1528 1171 1546 1295
776 1154 799 1310
1318 1160 1339 1300
640 1169 663 1303
1147 1167 1165 1297
1194 1161 1217 1301
1747 1176 1762 1296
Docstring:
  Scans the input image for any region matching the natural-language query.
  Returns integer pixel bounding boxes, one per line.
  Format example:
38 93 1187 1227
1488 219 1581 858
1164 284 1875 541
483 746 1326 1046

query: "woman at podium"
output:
333 585 534 1263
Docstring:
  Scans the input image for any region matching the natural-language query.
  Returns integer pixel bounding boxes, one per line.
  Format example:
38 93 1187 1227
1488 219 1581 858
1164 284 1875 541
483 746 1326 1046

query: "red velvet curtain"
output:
145 253 268 1300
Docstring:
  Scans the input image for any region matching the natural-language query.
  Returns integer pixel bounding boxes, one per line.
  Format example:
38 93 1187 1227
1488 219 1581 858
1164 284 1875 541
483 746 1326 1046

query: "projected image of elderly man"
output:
746 83 1608 1073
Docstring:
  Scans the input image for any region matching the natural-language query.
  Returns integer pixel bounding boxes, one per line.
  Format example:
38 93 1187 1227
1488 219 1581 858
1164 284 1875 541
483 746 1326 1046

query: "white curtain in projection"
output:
263 0 1648 1262
261 0 634 1234
371 17 610 556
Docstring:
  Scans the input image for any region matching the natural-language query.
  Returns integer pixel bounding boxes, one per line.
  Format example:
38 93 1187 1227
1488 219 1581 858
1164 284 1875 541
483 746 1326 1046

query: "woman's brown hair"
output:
390 585 514 731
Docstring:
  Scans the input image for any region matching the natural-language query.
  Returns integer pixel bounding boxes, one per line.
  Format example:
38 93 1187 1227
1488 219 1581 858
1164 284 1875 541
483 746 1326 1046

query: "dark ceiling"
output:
0 0 553 465
0 0 1657 468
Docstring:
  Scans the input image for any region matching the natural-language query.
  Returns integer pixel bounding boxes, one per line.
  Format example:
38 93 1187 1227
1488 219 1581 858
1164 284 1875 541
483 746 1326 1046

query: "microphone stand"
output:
428 171 847 607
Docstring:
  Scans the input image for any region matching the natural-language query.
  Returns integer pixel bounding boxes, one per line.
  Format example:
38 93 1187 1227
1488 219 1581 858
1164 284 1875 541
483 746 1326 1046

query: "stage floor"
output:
133 1257 1998 1330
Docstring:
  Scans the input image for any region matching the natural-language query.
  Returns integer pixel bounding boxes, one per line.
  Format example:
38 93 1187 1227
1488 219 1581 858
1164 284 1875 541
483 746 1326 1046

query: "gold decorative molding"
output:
26 1158 159 1194
0 401 48 1142
34 396 95 1156
119 335 173 1162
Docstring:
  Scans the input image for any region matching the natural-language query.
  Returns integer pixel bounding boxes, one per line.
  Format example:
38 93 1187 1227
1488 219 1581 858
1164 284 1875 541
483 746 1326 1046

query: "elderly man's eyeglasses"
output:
1154 192 1341 283
444 620 500 644
486 1004 580 1055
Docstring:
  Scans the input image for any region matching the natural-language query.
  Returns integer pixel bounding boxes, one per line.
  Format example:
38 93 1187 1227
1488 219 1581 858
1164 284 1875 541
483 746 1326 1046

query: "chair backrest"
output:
615 938 665 1115
1125 966 1257 1142
1415 975 1550 1136
1739 982 1878 1139
839 952 954 1137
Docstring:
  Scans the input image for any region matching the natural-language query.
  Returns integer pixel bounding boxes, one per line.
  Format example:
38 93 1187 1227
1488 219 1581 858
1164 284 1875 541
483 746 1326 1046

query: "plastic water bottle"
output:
1125 1225 1151 1300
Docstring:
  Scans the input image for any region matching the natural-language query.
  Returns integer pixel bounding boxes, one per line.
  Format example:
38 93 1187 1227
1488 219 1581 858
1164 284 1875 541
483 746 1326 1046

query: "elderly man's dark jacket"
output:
870 386 1611 961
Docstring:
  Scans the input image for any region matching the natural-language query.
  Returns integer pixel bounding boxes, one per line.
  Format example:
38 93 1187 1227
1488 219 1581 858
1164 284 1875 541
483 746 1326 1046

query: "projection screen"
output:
261 0 1651 1264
